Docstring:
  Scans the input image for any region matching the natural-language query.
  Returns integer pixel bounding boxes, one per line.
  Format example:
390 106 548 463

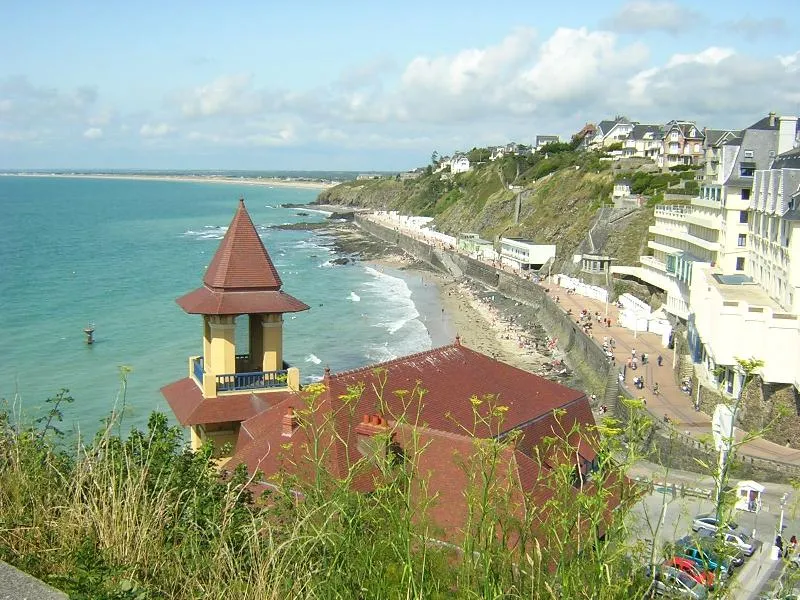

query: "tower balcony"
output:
189 355 299 398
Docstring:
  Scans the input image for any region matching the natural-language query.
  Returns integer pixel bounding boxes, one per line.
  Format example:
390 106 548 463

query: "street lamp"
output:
779 492 789 536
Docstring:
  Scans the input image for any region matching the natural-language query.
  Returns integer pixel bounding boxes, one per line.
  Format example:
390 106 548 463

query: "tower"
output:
162 198 309 456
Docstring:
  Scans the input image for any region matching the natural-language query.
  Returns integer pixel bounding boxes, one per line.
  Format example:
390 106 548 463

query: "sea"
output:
0 175 453 437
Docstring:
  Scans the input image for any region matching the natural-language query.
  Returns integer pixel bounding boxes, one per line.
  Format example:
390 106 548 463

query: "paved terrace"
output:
361 212 800 469
540 280 800 467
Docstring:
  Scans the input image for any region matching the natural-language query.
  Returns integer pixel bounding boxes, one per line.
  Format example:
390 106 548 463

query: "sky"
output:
1 0 799 171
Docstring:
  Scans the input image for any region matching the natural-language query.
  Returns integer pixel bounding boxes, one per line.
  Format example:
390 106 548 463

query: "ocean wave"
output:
362 266 420 334
349 291 360 302
182 228 227 240
305 353 322 364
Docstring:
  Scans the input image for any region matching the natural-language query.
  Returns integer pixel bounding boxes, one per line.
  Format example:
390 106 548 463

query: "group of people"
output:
602 336 616 363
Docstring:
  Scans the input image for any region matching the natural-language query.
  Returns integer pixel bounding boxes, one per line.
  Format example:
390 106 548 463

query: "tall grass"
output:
0 384 652 599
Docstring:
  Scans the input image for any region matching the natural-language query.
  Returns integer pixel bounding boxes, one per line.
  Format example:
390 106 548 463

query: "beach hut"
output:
735 480 765 513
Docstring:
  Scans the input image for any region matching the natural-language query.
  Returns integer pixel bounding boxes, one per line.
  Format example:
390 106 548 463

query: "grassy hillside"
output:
318 148 656 270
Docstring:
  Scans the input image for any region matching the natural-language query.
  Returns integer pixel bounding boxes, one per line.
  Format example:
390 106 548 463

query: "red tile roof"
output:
161 377 298 425
224 344 613 549
176 198 310 315
320 342 587 439
206 198 283 291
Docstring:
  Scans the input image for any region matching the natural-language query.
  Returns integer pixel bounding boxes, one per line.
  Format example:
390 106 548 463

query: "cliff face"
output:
317 156 653 273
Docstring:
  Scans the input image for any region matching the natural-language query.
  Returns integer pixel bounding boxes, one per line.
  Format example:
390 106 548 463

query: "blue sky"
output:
1 0 798 170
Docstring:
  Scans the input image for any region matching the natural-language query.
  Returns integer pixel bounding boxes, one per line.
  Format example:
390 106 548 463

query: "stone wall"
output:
613 381 800 483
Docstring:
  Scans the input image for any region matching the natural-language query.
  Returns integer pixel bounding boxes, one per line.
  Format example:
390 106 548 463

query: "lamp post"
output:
779 492 788 536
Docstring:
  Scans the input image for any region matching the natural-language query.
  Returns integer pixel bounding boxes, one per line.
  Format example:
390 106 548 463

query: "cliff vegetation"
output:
318 144 665 271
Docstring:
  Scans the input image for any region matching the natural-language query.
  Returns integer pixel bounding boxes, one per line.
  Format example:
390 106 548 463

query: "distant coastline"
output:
0 172 338 190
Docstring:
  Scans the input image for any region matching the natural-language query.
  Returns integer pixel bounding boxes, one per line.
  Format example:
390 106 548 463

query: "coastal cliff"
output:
317 150 656 273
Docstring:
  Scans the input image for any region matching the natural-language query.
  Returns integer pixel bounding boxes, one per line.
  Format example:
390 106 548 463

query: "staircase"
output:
603 367 620 411
433 249 463 278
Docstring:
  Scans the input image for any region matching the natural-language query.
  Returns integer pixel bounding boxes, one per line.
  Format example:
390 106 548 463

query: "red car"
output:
664 556 715 589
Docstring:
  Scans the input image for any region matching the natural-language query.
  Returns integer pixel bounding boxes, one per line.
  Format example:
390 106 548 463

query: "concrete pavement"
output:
540 279 800 468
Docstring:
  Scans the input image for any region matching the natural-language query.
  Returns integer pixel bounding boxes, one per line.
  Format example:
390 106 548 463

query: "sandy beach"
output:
365 251 573 384
3 172 337 190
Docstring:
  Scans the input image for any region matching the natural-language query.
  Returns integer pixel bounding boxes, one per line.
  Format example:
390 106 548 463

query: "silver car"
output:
645 566 708 599
691 514 737 534
697 528 756 556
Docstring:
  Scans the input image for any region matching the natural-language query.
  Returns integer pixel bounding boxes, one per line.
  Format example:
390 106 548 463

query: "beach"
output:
324 221 574 384
2 172 337 190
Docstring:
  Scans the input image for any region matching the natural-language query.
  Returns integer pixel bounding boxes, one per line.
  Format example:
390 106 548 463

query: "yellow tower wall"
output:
208 316 236 377
261 314 283 372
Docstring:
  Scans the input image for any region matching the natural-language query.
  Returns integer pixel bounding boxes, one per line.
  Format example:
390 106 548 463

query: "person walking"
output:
653 382 659 396
657 354 663 367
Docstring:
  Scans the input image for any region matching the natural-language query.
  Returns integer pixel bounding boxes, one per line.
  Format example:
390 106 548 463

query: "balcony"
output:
216 369 288 392
640 255 667 272
190 354 292 394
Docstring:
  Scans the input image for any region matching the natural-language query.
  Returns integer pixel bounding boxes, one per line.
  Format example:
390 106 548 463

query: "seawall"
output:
355 215 800 483
356 216 610 393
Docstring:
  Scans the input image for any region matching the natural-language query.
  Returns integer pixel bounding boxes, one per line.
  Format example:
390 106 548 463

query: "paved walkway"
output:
542 279 800 467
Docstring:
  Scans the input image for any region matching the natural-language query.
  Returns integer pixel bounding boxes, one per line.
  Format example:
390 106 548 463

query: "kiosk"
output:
735 480 765 513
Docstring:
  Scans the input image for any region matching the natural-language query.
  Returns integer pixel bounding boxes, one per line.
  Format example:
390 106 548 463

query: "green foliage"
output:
466 146 491 163
0 381 653 600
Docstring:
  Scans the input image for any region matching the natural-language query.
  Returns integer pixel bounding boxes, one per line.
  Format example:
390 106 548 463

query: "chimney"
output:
778 116 799 156
355 413 389 437
282 406 298 437
769 112 777 127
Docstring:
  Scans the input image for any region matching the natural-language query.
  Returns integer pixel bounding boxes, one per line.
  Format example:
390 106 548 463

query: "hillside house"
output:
451 155 471 174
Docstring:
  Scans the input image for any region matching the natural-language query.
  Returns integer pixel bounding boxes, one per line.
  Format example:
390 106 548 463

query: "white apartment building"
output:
688 117 800 394
499 238 556 271
612 114 794 322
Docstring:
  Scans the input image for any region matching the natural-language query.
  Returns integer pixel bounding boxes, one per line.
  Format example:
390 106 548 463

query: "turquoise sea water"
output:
0 176 451 436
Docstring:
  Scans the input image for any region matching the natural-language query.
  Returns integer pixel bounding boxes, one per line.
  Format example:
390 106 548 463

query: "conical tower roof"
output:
176 198 310 315
203 198 283 291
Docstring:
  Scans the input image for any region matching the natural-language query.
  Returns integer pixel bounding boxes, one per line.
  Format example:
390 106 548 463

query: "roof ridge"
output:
328 342 460 379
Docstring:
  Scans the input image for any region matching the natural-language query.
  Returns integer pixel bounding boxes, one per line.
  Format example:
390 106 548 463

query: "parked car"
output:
664 557 716 590
697 527 757 557
643 565 708 599
673 536 736 575
691 514 737 534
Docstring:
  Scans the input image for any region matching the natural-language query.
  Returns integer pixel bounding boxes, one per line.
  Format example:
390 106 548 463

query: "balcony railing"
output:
193 357 204 385
216 369 289 393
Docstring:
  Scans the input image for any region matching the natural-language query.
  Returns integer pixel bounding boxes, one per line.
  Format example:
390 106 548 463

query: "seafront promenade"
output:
543 281 800 468
359 211 800 470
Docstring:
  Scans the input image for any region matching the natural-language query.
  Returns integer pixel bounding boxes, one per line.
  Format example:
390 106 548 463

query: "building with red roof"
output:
162 199 618 548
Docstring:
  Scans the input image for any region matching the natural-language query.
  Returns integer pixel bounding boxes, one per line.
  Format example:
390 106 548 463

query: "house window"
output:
741 188 751 201
670 131 679 141
744 150 754 159
736 257 745 271
738 234 746 247
740 166 755 177
739 211 748 224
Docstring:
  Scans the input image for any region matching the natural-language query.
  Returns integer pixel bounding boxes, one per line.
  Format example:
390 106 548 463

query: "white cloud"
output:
666 46 734 68
180 74 265 118
780 51 800 72
140 122 177 137
625 47 800 122
605 1 702 34
83 127 103 139
517 28 647 104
